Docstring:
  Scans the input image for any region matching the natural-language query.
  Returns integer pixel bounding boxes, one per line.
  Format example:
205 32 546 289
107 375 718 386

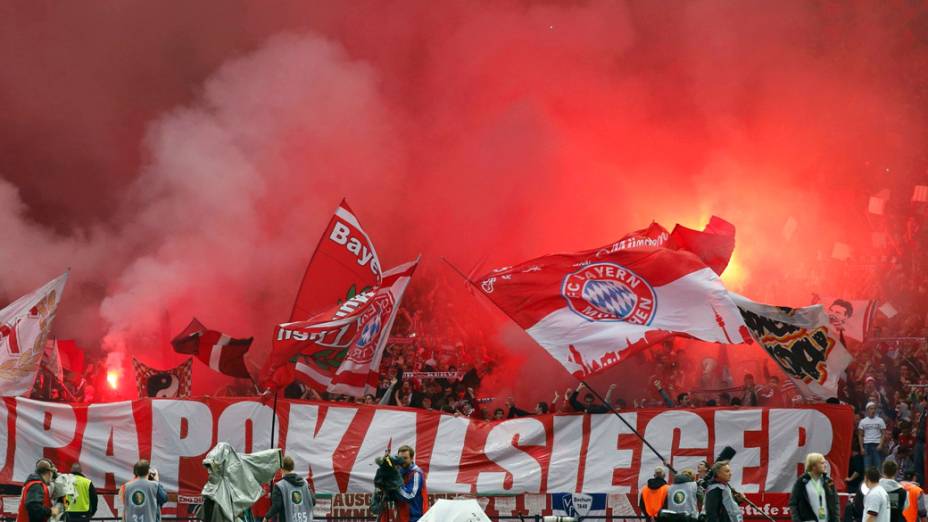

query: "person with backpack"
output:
789 453 839 522
880 460 910 522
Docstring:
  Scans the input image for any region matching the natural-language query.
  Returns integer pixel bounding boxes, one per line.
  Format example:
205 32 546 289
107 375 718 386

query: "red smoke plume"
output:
1 1 926 398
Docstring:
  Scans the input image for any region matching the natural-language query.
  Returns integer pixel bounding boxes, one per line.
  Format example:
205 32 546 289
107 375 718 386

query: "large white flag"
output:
731 293 852 400
0 273 69 396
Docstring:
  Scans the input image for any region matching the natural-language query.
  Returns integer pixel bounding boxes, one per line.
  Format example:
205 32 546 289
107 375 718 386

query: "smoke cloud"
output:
1 1 926 398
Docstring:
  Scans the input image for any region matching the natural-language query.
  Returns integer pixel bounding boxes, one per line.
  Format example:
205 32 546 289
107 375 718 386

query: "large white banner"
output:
0 398 853 497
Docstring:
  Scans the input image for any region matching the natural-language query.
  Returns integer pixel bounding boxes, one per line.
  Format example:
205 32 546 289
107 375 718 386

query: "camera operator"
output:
119 460 167 522
394 445 428 522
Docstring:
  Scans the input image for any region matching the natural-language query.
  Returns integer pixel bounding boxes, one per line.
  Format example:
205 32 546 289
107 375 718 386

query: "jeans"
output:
864 442 883 472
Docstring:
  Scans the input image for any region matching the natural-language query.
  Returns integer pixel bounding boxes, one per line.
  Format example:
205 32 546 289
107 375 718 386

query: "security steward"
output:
659 469 701 522
900 471 927 522
18 460 59 522
67 464 98 522
640 467 670 522
265 456 314 522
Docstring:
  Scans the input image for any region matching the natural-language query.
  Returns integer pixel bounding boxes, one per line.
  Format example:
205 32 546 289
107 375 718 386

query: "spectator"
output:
864 467 891 522
861 402 889 471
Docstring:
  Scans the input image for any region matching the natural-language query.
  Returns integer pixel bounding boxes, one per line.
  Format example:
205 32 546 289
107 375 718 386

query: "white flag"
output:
731 292 852 400
0 273 69 396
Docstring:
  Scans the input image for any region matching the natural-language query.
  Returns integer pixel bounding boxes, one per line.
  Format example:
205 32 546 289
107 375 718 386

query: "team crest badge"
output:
291 490 303 504
132 491 146 506
562 262 656 324
344 293 394 365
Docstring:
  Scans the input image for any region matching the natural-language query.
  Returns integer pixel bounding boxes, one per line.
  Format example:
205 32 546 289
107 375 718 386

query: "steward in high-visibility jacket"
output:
66 464 98 522
17 461 56 522
659 470 702 522
901 474 927 522
640 468 670 522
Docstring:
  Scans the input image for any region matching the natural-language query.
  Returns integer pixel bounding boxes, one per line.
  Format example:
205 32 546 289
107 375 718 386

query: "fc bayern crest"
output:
561 262 657 324
345 292 394 364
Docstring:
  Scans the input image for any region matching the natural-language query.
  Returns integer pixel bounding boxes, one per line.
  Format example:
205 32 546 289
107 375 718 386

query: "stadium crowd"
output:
26 189 928 489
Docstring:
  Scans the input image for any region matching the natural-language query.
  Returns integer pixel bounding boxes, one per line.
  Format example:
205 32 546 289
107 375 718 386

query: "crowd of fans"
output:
27 190 928 472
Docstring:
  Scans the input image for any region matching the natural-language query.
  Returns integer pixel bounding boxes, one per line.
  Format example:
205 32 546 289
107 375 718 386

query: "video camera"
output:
700 446 736 486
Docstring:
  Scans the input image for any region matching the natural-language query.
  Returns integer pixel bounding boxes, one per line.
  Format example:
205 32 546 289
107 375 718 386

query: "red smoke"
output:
1 1 926 399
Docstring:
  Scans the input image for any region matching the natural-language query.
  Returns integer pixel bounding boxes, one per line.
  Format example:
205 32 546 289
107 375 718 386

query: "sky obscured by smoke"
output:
1 1 926 396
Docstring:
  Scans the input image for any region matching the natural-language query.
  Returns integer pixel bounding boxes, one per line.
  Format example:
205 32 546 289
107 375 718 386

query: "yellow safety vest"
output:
68 474 92 513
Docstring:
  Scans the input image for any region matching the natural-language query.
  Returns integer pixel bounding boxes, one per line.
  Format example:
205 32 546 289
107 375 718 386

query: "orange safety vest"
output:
17 480 50 522
642 484 670 517
902 482 923 522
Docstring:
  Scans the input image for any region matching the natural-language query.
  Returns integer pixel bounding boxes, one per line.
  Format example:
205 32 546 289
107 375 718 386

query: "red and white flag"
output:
472 220 746 379
171 318 253 379
0 272 68 396
273 199 383 390
131 357 193 398
731 293 852 400
328 257 419 397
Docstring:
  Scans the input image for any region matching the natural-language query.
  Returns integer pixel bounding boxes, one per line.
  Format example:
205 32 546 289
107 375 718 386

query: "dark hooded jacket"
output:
264 474 314 522
789 472 839 522
23 473 52 522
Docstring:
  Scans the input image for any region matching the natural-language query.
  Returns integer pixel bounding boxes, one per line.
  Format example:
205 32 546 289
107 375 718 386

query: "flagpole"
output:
269 389 279 449
577 381 677 475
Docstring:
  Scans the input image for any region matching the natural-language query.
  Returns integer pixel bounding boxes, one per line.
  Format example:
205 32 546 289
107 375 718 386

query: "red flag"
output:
275 200 384 390
54 340 85 375
668 216 736 275
472 218 745 379
290 199 382 320
266 294 377 391
171 318 253 379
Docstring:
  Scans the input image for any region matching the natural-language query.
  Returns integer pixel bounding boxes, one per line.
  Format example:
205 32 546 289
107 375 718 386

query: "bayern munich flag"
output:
473 219 747 378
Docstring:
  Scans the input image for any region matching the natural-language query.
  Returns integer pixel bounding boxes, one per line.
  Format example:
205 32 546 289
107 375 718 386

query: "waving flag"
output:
0 273 68 397
810 294 876 349
277 199 383 390
472 219 746 379
731 293 852 400
328 257 419 397
171 318 253 379
290 199 382 321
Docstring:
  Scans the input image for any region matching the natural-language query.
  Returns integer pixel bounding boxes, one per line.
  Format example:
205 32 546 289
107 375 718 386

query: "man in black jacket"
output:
789 452 839 522
705 461 745 522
